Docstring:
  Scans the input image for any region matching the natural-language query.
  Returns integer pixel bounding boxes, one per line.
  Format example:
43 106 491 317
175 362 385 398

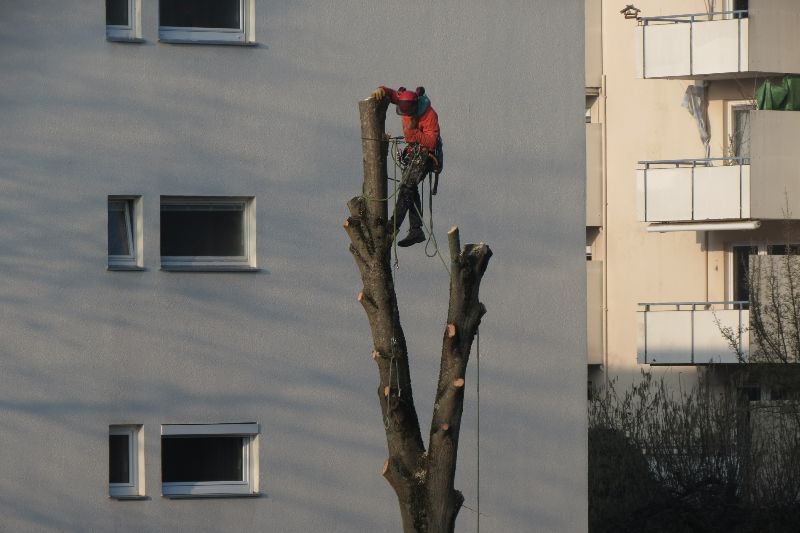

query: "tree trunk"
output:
344 97 492 532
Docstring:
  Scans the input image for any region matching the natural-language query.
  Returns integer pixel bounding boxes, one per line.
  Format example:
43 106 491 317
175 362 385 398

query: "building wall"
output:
593 0 710 385
0 1 586 531
595 0 800 385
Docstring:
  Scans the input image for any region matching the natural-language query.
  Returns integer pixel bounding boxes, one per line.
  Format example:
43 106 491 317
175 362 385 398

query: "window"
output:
585 95 598 124
106 0 142 42
731 245 757 305
738 385 761 402
108 196 143 270
725 0 749 19
161 423 259 497
730 244 800 306
727 101 755 161
159 0 255 45
160 196 256 271
767 244 800 256
109 425 144 498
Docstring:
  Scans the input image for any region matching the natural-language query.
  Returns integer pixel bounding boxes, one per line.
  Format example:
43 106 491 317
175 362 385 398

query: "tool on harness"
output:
395 136 444 195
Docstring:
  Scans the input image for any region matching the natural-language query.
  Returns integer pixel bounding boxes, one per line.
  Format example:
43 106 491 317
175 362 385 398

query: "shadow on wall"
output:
0 1 585 531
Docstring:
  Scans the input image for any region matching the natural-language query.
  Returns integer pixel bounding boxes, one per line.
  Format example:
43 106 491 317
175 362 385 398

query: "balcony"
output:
586 123 602 227
636 157 750 224
637 302 749 365
585 0 602 88
635 3 800 80
636 111 800 227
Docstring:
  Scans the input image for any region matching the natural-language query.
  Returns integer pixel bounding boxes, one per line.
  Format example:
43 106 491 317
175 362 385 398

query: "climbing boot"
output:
397 227 425 247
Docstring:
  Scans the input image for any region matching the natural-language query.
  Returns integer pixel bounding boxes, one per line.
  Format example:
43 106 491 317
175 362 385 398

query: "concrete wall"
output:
750 111 800 220
0 1 586 531
597 0 711 383
749 0 800 75
585 0 603 88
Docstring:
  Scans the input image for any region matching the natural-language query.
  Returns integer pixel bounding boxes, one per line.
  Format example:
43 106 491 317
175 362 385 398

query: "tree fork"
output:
346 97 492 532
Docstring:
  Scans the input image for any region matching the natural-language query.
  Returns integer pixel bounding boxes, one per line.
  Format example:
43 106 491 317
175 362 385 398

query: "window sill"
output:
160 265 260 273
108 265 145 272
106 37 146 44
158 38 257 47
162 492 262 500
109 495 148 501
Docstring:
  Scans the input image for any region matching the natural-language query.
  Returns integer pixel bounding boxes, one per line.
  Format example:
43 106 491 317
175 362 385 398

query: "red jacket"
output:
382 87 440 153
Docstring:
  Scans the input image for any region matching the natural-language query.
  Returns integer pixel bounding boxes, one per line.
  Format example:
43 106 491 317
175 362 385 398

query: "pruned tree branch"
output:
344 97 492 532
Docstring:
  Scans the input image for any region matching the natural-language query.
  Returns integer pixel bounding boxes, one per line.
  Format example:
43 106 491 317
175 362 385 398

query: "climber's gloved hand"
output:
371 87 385 100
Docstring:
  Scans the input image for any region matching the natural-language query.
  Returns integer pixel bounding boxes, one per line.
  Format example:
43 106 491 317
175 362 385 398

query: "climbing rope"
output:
358 135 483 529
476 327 481 533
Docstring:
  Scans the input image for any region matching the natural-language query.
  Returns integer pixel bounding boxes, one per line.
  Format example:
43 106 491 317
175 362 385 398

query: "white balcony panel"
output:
638 307 750 365
693 310 746 364
693 165 750 220
636 24 691 79
586 123 602 226
640 310 693 364
585 0 602 87
587 261 603 365
638 168 692 222
740 19 749 72
692 19 746 76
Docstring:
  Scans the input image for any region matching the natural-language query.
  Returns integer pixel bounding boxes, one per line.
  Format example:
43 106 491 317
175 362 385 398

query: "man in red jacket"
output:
371 85 440 247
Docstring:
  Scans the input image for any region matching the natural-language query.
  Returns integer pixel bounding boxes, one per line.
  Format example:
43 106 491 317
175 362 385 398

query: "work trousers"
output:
392 155 432 231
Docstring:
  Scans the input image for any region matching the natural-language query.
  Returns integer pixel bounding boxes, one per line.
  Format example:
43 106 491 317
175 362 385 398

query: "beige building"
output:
586 0 800 396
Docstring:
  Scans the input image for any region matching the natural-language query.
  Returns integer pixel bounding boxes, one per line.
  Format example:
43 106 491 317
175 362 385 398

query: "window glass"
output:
108 200 133 257
106 0 129 26
738 385 761 402
733 245 757 304
768 244 800 256
732 107 751 159
160 0 240 29
109 433 131 484
161 203 245 257
162 436 244 482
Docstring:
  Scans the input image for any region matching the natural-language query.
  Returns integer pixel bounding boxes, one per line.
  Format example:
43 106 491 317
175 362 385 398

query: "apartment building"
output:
0 1 586 531
586 0 800 394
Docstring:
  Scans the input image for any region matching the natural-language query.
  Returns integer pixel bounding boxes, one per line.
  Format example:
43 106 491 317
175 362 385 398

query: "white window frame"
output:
106 0 143 42
158 0 256 45
724 0 749 19
161 423 260 498
108 196 144 271
160 196 257 272
727 242 763 302
726 100 755 160
727 242 800 303
109 424 145 498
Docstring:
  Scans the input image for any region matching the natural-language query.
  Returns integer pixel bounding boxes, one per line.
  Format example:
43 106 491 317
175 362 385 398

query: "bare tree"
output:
343 97 492 532
589 371 800 532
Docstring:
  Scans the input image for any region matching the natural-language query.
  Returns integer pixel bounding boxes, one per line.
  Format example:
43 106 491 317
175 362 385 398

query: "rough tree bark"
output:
344 97 492 532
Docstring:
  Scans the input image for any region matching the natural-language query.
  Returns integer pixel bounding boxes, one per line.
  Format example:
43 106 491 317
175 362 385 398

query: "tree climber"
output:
371 85 441 247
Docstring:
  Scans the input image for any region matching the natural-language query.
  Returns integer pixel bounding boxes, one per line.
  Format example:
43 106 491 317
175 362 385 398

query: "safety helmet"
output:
395 87 421 116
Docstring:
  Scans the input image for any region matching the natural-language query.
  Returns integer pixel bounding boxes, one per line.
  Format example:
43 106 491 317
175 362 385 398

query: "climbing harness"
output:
356 134 483 529
388 137 450 275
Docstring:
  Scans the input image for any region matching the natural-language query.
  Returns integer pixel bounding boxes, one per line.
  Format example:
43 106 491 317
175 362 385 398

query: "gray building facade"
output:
0 1 586 531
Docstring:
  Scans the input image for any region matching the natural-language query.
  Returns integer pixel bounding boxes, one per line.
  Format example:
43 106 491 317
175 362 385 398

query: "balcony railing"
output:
635 11 748 79
636 157 750 223
637 301 749 365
